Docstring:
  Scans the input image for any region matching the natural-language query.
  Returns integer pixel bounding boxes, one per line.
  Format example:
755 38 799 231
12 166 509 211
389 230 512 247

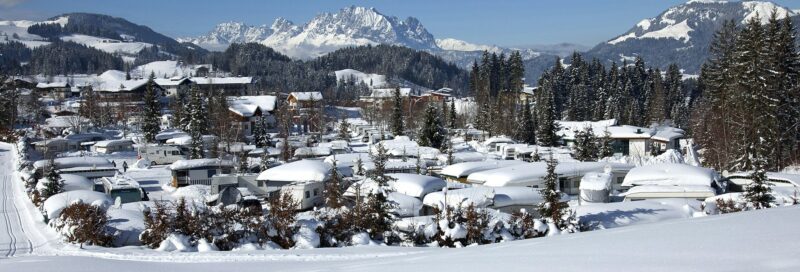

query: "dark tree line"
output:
694 13 800 171
27 40 123 76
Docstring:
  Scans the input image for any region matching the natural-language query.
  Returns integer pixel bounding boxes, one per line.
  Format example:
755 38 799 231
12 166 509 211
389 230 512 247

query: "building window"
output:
305 191 310 199
257 180 263 187
313 188 319 196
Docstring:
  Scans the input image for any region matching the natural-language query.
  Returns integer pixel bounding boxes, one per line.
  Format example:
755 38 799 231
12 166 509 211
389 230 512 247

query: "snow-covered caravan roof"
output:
101 174 141 190
289 92 323 101
93 139 133 148
483 136 516 146
556 119 618 140
190 76 252 85
579 171 613 191
437 152 486 164
43 190 111 219
388 192 423 217
44 116 87 128
33 156 113 171
650 126 685 142
361 160 419 172
324 153 371 168
492 187 543 208
441 160 527 178
388 174 447 198
256 160 331 182
228 95 277 117
155 130 188 141
36 174 94 192
294 147 332 157
422 187 495 209
623 185 716 195
606 125 654 139
480 162 633 187
169 159 234 171
621 163 720 187
165 135 216 145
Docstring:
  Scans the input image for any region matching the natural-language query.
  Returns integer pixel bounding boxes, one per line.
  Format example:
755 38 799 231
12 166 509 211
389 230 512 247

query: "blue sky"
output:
1 0 798 47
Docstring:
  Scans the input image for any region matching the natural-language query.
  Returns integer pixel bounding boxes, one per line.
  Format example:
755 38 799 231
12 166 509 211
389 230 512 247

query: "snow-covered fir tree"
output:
417 103 445 149
744 155 773 210
186 84 206 159
324 160 344 209
538 156 568 228
573 126 598 161
141 72 161 143
363 143 396 241
515 97 536 145
391 87 405 136
338 117 350 140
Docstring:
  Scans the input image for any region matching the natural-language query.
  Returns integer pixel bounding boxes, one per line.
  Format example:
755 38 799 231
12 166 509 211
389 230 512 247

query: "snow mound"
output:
157 234 193 252
43 190 112 219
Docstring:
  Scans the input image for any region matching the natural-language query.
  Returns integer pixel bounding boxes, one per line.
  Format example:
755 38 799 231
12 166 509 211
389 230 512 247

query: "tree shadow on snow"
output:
579 208 666 230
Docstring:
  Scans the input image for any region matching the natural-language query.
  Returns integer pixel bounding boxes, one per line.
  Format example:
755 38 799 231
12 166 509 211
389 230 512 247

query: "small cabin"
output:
32 157 118 180
169 159 234 187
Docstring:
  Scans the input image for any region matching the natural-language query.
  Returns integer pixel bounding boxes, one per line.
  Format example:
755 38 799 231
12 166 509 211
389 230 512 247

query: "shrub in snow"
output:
507 208 546 239
744 159 774 210
140 201 172 248
268 190 298 249
431 203 496 247
315 207 352 247
715 198 744 214
40 160 64 201
50 201 112 248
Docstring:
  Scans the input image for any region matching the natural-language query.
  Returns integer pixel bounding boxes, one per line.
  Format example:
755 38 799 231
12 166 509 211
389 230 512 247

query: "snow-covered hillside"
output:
335 69 387 88
585 0 798 74
0 15 153 60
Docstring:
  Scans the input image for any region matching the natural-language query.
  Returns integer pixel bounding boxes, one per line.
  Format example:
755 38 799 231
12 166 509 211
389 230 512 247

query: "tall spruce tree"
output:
417 104 445 149
744 155 773 209
364 143 396 241
536 80 559 147
538 156 568 227
187 84 206 159
141 72 161 143
391 87 405 136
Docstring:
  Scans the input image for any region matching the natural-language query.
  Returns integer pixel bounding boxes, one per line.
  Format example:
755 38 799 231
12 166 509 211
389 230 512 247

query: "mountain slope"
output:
583 0 796 74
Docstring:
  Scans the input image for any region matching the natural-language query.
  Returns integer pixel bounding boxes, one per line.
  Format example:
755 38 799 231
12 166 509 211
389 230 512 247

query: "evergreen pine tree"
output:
41 159 64 200
573 126 598 161
597 128 614 159
187 84 206 159
141 72 161 143
325 160 344 209
538 156 568 228
364 143 396 241
536 82 559 147
448 101 457 129
417 104 445 149
391 87 405 136
744 155 773 209
338 117 351 140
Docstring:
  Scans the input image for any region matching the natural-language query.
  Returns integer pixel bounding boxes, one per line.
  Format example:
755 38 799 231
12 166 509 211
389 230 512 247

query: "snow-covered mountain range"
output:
583 0 797 74
179 6 564 67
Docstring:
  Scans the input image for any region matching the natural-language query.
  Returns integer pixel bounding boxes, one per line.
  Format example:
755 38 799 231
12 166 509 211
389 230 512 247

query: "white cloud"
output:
0 0 28 8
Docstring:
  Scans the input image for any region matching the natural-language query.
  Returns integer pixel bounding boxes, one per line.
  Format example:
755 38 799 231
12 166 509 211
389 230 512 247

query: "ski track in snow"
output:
0 146 34 258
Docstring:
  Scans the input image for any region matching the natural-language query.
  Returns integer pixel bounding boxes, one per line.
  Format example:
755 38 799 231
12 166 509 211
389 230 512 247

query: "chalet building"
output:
154 77 192 97
227 95 278 139
36 82 73 99
287 92 324 109
556 119 685 157
190 77 253 96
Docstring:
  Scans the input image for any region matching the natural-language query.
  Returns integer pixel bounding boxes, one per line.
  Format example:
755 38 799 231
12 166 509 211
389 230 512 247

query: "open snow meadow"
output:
3 0 800 271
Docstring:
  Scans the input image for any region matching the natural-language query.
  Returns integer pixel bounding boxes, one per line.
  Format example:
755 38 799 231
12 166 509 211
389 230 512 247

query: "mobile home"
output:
93 139 134 154
169 159 234 187
477 162 634 195
439 160 526 183
100 175 144 203
139 145 187 165
255 160 331 210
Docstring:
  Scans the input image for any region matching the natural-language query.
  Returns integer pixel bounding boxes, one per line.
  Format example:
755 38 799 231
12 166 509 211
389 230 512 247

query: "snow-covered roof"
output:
436 151 486 164
621 163 720 187
373 136 441 159
623 185 716 195
93 139 133 148
101 174 141 190
289 92 323 101
36 174 94 192
33 156 113 171
556 119 618 140
44 116 87 128
36 82 69 88
492 187 543 208
478 162 633 187
422 187 494 209
155 130 189 141
43 190 111 219
190 76 252 85
227 95 277 117
324 153 371 168
169 159 234 171
440 160 527 178
256 159 331 182
294 147 332 157
388 192 423 217
388 173 447 198
483 136 516 146
153 77 191 87
579 171 613 191
165 135 216 146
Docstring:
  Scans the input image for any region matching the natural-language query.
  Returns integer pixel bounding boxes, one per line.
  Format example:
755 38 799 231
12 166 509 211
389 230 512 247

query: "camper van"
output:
93 139 134 154
139 145 187 165
256 160 331 210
